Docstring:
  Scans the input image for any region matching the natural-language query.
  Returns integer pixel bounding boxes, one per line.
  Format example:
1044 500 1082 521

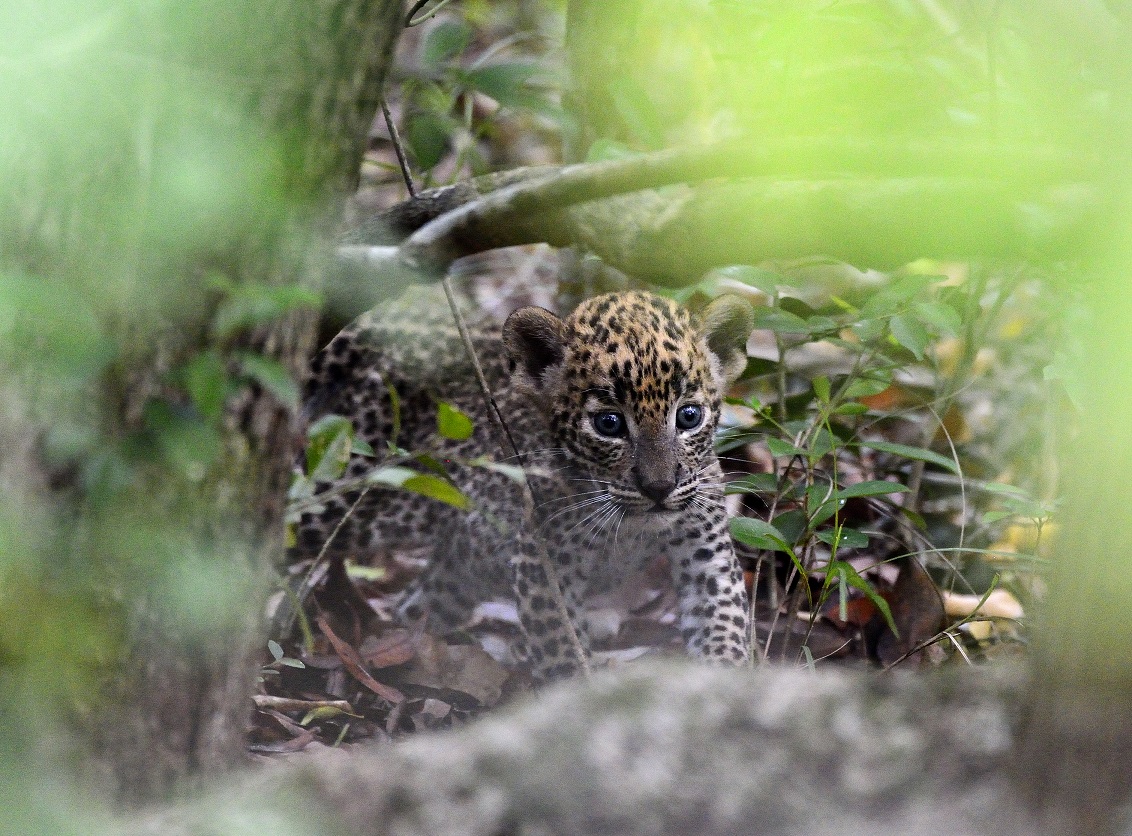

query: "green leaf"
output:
782 419 810 436
860 275 937 319
366 466 417 488
804 482 832 515
833 402 869 416
843 373 892 399
834 480 911 499
311 432 352 482
979 482 1031 498
402 474 471 510
712 265 784 294
817 527 870 548
753 307 810 334
809 500 843 530
805 315 838 334
420 19 471 68
771 509 808 543
351 438 375 457
900 506 927 531
346 563 388 582
889 313 930 360
437 401 474 440
725 473 779 495
852 318 886 343
808 427 838 459
213 283 320 341
406 110 453 170
307 414 352 441
766 437 806 458
144 401 223 476
982 487 1053 521
998 496 1050 520
913 300 963 335
236 352 300 413
812 376 831 404
267 639 284 662
468 456 527 484
306 415 354 481
464 61 539 108
830 560 898 636
386 383 402 444
860 440 960 474
287 474 313 505
182 350 232 422
730 517 792 552
715 427 761 454
413 453 450 476
778 297 815 319
300 705 357 726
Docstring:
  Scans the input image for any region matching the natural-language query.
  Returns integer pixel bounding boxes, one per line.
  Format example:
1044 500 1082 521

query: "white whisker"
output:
584 502 620 549
556 498 616 540
536 493 613 530
536 489 607 510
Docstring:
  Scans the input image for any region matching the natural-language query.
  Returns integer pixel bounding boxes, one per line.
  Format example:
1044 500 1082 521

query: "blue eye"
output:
676 404 703 430
593 411 626 437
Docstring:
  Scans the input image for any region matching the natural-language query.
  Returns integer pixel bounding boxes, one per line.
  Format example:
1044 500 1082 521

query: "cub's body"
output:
296 286 752 677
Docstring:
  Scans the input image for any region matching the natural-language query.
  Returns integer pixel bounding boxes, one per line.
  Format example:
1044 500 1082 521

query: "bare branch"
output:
337 137 1105 290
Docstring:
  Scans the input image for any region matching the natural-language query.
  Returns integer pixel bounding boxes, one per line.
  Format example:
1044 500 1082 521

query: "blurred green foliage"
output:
575 0 1129 155
391 1 567 183
0 0 1130 827
0 0 341 824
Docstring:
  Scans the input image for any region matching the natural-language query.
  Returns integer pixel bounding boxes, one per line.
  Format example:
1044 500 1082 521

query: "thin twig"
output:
437 277 591 676
438 282 517 457
405 0 459 27
380 91 589 675
281 486 372 638
381 99 417 197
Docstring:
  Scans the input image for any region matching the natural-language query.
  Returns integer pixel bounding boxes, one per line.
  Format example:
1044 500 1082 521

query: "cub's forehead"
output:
562 291 708 402
572 291 690 335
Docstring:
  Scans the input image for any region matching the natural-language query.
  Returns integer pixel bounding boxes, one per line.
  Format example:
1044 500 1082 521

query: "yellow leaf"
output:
942 589 1024 620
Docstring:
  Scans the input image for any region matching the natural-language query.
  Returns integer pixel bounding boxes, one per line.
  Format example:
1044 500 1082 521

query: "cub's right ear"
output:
502 306 567 394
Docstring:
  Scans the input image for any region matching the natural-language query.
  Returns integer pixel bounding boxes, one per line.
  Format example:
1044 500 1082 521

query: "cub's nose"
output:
637 477 677 504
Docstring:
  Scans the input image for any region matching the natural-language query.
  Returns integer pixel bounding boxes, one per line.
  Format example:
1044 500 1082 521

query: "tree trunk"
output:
0 0 402 805
1012 202 1132 834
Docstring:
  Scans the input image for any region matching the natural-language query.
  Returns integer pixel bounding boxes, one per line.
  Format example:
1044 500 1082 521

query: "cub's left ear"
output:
502 305 567 397
697 294 754 385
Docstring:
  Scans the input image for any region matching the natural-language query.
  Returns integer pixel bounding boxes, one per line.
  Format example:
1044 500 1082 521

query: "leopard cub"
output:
295 286 753 678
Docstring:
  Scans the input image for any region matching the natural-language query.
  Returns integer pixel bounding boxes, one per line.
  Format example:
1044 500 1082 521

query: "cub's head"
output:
503 291 752 514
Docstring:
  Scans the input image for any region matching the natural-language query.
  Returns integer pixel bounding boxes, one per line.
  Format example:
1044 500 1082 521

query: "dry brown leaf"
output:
824 595 879 630
317 614 406 704
398 634 509 706
877 557 947 667
256 709 307 739
359 628 418 669
247 727 318 754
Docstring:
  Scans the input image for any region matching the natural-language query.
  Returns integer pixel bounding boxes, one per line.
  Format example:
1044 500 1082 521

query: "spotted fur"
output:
295 285 753 678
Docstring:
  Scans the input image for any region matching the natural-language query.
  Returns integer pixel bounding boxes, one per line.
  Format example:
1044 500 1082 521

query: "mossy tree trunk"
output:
0 0 401 805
